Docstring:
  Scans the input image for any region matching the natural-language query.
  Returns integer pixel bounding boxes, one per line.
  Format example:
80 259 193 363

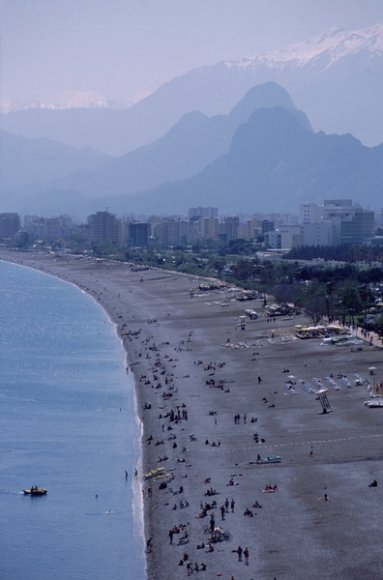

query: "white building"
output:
302 222 334 246
299 203 324 224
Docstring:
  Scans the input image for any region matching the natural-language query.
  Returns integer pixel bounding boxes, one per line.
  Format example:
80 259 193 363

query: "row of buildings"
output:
266 200 376 250
0 201 378 250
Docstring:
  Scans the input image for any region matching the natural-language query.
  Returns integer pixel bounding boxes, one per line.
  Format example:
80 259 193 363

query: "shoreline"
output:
3 250 383 580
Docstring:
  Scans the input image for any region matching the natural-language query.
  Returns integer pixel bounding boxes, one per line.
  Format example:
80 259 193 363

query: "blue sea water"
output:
0 261 145 580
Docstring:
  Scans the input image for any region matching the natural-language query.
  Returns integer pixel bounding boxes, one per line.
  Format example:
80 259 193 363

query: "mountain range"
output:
1 23 383 155
39 82 308 200
3 80 383 219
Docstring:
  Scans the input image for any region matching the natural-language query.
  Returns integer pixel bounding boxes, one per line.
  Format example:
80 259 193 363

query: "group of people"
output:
139 324 257 576
232 545 250 565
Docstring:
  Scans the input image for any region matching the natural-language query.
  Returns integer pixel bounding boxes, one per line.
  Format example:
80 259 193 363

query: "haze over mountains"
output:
2 22 383 156
2 81 383 218
36 83 308 199
1 23 383 219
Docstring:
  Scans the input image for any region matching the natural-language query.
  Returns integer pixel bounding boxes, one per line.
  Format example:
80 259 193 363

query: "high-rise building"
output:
302 222 334 246
323 200 375 245
297 200 375 246
299 203 323 224
202 217 219 240
128 223 150 247
261 220 275 235
88 211 117 244
0 213 20 239
339 208 375 245
153 219 190 247
219 217 239 244
239 218 261 241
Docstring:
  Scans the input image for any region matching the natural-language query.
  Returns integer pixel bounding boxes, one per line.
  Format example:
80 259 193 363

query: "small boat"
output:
256 456 282 465
23 486 48 496
364 399 383 408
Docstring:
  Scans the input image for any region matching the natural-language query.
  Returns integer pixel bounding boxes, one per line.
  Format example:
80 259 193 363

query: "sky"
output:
1 0 383 107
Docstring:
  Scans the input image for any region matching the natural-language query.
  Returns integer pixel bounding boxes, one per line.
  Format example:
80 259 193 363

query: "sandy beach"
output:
2 249 383 580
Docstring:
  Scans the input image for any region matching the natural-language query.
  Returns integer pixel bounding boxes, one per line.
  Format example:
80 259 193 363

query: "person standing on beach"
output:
244 547 249 565
323 486 329 501
237 545 243 562
169 529 174 544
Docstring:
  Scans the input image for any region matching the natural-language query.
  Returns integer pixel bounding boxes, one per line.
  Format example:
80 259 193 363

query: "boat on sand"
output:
256 456 282 465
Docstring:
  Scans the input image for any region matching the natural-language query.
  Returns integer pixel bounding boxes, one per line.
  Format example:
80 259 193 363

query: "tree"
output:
273 282 303 308
339 284 362 324
230 259 256 281
301 282 328 324
15 230 32 250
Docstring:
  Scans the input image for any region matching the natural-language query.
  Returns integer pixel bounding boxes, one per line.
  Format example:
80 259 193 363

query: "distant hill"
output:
1 23 383 154
0 131 109 196
104 107 383 215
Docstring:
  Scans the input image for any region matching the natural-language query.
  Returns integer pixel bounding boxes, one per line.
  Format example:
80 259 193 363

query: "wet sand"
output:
2 250 383 580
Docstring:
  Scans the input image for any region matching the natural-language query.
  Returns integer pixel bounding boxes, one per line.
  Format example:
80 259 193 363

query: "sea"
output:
0 260 145 580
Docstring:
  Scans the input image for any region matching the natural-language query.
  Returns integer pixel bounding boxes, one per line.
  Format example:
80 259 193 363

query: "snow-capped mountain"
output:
2 23 383 154
0 93 131 114
224 23 383 70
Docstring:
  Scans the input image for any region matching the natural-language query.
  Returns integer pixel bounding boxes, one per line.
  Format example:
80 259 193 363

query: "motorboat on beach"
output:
23 486 48 496
256 456 282 465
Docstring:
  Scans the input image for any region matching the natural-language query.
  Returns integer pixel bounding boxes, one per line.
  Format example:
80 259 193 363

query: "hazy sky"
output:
1 0 383 106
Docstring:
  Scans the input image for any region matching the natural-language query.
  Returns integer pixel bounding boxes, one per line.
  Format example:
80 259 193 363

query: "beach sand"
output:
2 250 383 580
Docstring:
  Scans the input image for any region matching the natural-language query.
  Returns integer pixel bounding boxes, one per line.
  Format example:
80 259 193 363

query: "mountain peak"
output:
229 82 295 119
